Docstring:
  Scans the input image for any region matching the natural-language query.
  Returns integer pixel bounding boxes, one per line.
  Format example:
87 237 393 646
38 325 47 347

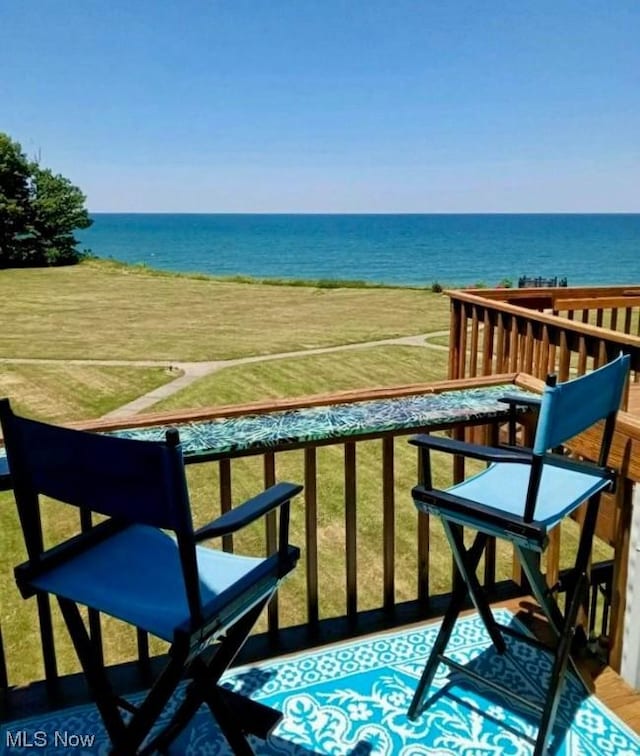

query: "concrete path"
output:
0 329 450 420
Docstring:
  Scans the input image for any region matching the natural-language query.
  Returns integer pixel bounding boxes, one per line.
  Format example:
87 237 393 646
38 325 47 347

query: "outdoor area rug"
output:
3 609 639 754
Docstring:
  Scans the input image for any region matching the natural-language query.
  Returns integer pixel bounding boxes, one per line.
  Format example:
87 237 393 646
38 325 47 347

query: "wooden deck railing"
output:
447 285 640 386
1 369 637 716
0 376 537 714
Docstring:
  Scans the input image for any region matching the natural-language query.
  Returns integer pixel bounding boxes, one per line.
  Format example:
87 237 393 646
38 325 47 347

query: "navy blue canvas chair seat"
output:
0 399 303 755
407 354 630 755
433 458 613 541
26 524 270 642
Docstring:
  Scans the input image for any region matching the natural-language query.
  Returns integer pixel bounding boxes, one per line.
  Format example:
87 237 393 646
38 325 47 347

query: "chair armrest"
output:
498 393 541 410
194 481 303 541
409 434 533 464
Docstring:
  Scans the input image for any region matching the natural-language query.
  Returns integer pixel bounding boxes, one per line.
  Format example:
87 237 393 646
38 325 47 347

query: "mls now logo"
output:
6 730 96 748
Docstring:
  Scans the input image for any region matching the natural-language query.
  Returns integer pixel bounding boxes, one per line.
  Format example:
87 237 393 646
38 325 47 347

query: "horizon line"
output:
86 210 640 216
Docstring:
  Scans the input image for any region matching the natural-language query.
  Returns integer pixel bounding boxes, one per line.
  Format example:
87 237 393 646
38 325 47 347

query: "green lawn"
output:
0 259 450 361
0 363 179 423
152 345 449 411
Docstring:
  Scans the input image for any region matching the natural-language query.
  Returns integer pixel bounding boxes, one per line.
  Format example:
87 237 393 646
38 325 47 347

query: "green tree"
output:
0 133 92 268
0 133 32 265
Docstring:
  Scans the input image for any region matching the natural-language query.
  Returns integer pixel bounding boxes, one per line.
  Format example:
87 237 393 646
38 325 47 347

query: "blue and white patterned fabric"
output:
0 385 537 482
109 385 537 458
3 610 638 754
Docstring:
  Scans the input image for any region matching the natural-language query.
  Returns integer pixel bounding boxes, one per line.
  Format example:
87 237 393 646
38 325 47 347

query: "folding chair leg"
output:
535 572 588 756
57 597 127 747
204 686 255 756
140 598 273 756
124 656 187 754
408 528 490 720
516 545 566 636
444 523 506 654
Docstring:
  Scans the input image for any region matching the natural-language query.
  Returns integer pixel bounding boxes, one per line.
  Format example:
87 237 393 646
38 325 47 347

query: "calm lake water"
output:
79 214 640 287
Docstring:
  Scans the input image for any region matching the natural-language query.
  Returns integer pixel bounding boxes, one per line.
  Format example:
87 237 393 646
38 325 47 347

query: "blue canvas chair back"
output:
0 400 193 535
532 353 630 459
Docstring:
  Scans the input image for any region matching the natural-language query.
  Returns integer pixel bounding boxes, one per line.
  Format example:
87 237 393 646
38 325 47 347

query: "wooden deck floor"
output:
502 596 640 735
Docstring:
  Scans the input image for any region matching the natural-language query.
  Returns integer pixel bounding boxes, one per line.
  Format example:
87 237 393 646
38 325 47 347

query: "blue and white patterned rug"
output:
3 609 639 754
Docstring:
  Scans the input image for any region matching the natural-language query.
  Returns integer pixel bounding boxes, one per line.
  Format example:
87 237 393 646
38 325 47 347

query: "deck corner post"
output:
619 482 640 686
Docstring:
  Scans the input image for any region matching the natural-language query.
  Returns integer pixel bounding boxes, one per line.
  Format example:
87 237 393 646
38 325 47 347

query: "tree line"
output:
0 132 92 268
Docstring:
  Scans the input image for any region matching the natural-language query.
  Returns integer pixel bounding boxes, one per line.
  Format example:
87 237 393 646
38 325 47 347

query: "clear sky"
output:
2 1 639 213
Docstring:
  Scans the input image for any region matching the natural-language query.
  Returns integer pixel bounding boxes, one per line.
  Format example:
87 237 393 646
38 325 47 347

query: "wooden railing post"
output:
264 452 279 634
304 447 319 627
382 437 395 612
344 442 358 619
611 479 635 675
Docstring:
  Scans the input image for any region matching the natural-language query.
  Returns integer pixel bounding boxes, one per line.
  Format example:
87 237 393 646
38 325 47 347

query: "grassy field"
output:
0 363 178 422
0 262 457 684
152 345 450 411
0 259 450 361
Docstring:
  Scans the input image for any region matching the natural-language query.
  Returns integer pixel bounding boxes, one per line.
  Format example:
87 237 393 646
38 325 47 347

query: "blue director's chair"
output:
407 353 629 755
0 399 303 755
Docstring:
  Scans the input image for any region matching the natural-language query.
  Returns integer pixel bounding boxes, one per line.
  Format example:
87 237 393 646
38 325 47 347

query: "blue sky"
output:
2 1 638 212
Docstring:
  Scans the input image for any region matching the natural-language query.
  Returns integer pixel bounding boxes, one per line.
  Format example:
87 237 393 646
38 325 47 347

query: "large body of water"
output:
78 214 640 287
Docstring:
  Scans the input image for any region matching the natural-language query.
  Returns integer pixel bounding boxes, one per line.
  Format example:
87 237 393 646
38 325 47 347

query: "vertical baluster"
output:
448 299 462 380
546 530 561 590
219 458 233 553
546 323 563 587
482 310 494 375
451 425 466 587
548 331 557 376
80 508 105 669
524 321 534 374
24 495 59 690
509 317 519 372
264 452 278 634
483 424 498 588
594 339 608 369
417 445 430 605
495 312 506 373
539 324 550 379
558 330 570 382
577 335 588 376
502 314 512 371
469 307 479 377
458 302 468 379
344 442 358 619
610 307 618 332
37 592 58 692
518 323 527 367
382 437 395 611
304 447 319 627
609 478 633 671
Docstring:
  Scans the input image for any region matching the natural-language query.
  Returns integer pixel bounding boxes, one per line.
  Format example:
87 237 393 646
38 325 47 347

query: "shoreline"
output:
84 257 446 291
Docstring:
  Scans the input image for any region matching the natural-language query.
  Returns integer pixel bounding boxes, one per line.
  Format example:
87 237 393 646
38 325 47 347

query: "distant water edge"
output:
78 214 640 287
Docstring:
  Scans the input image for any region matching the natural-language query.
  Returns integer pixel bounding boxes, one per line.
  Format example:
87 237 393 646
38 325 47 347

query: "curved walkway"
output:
0 330 451 420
